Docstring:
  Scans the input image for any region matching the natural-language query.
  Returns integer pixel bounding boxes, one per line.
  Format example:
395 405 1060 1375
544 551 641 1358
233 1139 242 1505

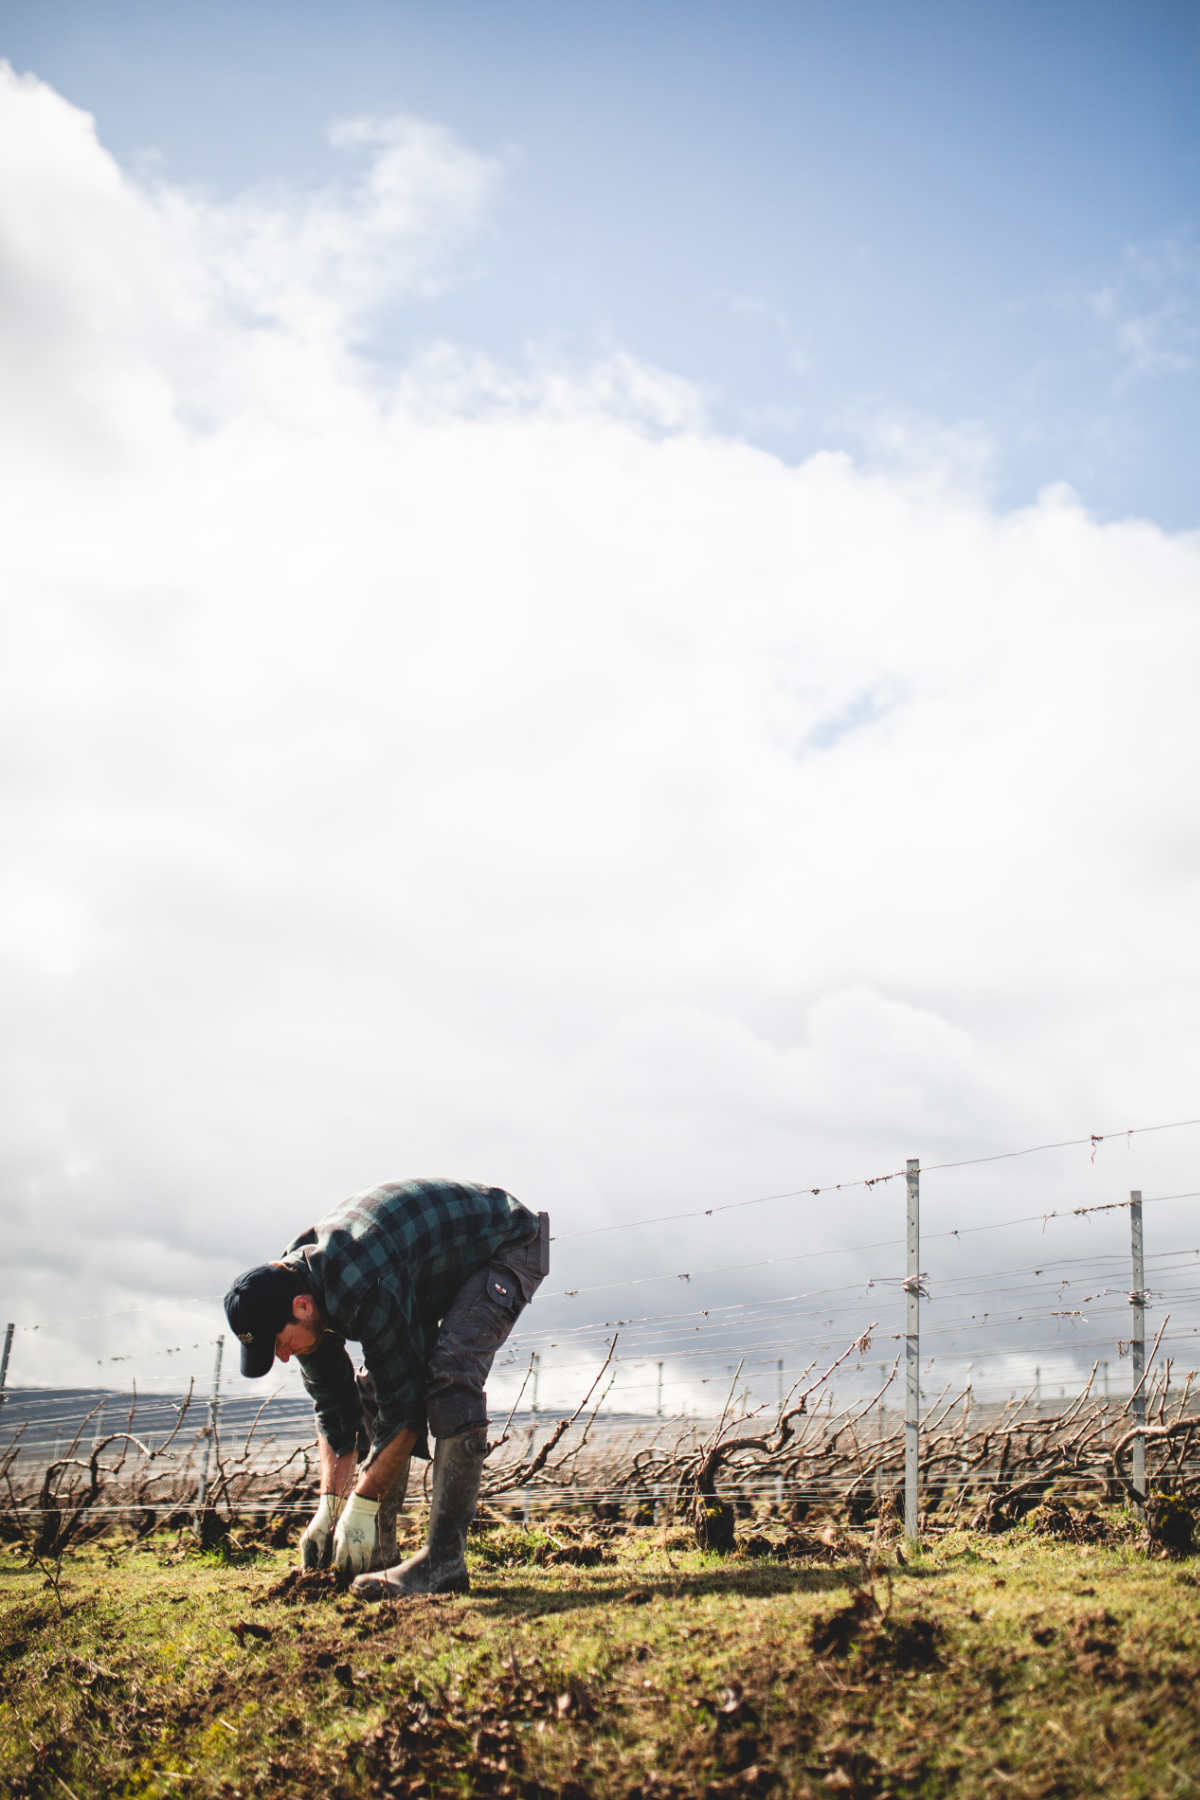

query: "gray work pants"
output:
425 1211 551 1439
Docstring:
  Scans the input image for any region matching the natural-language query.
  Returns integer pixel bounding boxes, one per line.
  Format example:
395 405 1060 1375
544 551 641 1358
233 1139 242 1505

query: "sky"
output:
1 2 1199 1423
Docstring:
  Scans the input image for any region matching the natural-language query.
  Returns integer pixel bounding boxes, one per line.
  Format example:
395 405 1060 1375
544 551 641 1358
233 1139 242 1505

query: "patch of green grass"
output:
1 1523 1198 1798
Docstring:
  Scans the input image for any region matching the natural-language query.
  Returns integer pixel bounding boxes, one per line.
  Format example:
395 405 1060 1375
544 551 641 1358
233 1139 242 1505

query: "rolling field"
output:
2 1510 1199 1799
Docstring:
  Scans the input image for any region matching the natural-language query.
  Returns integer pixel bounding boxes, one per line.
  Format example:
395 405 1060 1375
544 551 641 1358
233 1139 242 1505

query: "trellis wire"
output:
2 1124 1196 1540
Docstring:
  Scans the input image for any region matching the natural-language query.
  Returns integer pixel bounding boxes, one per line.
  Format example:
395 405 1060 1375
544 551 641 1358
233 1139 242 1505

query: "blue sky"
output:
2 4 1200 1397
6 0 1197 524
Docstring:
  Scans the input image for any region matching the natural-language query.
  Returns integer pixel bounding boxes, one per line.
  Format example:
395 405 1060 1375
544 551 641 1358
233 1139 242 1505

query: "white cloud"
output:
1088 232 1200 380
191 111 502 338
837 403 999 497
388 339 710 431
2 67 1199 1406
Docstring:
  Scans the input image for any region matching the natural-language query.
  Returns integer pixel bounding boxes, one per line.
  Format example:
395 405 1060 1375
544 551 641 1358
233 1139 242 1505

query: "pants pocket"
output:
485 1269 523 1316
494 1213 550 1306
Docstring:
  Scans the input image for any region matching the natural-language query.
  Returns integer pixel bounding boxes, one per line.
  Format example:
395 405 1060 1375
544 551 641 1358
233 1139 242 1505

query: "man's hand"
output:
331 1493 379 1574
299 1493 345 1569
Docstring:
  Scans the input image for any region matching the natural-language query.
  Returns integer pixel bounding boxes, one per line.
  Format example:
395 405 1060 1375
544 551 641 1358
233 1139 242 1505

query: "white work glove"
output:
331 1493 379 1575
299 1493 345 1570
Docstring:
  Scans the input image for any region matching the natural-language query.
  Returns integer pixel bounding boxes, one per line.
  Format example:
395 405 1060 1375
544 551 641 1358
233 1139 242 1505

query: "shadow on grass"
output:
464 1558 862 1620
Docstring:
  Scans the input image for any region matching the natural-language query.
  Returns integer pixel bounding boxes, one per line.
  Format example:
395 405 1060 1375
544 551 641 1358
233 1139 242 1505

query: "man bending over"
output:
223 1179 549 1599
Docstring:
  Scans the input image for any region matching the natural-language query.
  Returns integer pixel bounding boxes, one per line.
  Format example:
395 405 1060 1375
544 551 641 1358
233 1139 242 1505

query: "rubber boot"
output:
351 1430 486 1599
371 1452 411 1570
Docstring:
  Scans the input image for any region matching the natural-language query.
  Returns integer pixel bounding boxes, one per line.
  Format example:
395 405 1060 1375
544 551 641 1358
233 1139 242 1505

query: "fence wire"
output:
3 1122 1199 1545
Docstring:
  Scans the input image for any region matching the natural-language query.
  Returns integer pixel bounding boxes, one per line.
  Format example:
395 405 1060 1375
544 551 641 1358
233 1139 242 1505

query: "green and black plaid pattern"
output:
281 1180 538 1460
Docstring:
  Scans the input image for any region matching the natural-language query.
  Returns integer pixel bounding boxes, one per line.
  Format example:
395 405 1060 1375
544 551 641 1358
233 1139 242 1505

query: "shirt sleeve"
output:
295 1331 362 1458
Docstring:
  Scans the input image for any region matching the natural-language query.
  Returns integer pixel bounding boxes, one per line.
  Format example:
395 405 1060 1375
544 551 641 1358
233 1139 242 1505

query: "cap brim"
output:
239 1336 276 1379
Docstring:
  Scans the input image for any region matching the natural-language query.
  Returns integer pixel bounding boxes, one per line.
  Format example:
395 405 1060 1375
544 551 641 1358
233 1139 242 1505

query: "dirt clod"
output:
809 1590 878 1658
1067 1609 1126 1684
810 1589 943 1671
230 1619 272 1645
266 1567 343 1603
1027 1500 1112 1545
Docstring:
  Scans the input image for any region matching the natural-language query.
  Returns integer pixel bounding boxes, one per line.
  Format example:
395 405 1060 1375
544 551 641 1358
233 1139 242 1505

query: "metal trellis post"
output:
196 1334 224 1517
876 1362 886 1499
0 1322 13 1405
905 1157 920 1546
656 1361 663 1418
1130 1189 1146 1507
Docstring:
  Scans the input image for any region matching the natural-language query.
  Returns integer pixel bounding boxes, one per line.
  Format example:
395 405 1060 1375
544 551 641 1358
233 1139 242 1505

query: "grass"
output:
2 1515 1199 1798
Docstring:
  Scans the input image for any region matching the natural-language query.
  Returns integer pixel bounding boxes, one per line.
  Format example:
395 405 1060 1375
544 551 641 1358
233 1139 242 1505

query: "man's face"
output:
273 1300 324 1364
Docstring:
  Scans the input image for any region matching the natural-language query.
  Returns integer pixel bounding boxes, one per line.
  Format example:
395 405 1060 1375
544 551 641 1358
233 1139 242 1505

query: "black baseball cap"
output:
224 1264 300 1377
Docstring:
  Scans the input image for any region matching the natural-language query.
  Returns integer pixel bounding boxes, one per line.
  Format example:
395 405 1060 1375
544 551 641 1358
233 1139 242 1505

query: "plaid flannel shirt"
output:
281 1179 538 1462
